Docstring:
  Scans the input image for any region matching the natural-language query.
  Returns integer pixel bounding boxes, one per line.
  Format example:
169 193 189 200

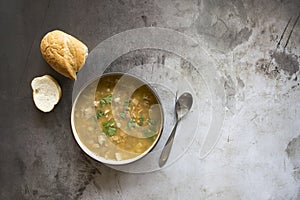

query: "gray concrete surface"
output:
1 0 300 199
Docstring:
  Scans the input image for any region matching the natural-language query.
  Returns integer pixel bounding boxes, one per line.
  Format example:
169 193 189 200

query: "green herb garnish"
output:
148 119 157 125
124 99 131 104
96 111 104 119
128 119 136 128
96 110 104 119
100 94 113 107
93 116 98 121
103 120 115 128
107 127 116 136
124 99 131 111
138 115 144 126
143 129 156 141
102 120 116 136
103 94 112 104
100 99 106 107
138 121 143 126
125 106 130 111
120 112 126 119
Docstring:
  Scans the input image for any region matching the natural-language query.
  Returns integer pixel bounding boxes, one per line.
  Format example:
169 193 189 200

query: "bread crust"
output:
40 30 88 80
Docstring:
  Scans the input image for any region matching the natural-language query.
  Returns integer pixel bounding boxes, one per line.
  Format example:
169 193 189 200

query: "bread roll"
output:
31 75 62 112
40 30 88 80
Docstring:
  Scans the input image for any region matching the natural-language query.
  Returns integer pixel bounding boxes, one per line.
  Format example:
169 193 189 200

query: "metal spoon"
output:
159 92 193 167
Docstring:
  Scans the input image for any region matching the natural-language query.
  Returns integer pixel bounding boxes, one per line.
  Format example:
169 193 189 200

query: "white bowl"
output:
71 72 164 165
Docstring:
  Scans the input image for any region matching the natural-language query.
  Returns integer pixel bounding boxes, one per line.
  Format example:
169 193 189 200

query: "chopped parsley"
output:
128 119 136 128
102 120 116 136
107 127 116 136
103 94 112 104
138 115 144 126
100 94 113 107
124 99 131 104
148 119 157 125
96 110 104 119
103 120 115 128
143 129 156 141
138 121 143 126
120 112 126 119
124 99 131 111
100 99 106 107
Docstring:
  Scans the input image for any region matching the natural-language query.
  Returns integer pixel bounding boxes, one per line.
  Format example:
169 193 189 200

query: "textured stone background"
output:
0 0 299 199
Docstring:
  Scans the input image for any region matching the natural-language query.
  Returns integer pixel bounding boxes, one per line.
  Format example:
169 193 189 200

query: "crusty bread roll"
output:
40 30 88 80
31 75 62 112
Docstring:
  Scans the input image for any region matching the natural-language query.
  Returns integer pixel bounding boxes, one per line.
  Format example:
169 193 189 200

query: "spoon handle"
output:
159 120 179 167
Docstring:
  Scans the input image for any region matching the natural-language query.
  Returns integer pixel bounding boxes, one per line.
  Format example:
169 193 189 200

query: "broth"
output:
73 74 163 161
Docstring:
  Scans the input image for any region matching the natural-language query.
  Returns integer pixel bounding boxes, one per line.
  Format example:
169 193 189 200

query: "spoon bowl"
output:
176 93 193 120
159 92 193 167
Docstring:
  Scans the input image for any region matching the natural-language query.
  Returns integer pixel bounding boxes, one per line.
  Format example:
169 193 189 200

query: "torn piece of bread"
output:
31 75 62 112
40 30 88 80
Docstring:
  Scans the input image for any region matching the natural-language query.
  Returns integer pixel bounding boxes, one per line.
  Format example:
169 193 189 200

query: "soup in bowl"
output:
71 73 164 165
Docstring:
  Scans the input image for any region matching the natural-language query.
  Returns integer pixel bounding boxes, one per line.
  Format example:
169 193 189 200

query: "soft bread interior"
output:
31 75 61 112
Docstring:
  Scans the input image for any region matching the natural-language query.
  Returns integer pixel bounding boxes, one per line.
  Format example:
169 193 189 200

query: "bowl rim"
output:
71 72 164 165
